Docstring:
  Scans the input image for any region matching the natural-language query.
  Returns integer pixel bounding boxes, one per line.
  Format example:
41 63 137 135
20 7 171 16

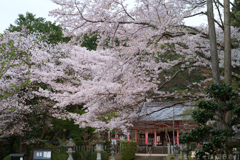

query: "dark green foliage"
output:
103 137 112 154
101 151 109 160
192 109 214 124
3 156 11 160
89 151 109 160
7 12 70 44
231 0 240 27
52 118 95 146
81 33 98 51
90 151 97 160
0 142 12 160
73 150 92 160
206 83 236 101
179 83 240 159
120 141 137 160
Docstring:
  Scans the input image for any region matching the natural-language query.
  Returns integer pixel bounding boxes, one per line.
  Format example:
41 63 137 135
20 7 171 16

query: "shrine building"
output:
108 102 199 147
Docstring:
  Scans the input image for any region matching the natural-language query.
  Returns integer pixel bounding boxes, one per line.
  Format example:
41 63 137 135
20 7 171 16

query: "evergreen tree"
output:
179 83 240 160
7 12 70 44
231 0 240 27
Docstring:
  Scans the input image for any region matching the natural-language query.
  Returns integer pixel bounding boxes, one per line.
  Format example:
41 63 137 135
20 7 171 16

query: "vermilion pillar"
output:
177 129 179 145
127 132 130 141
135 129 137 142
154 128 157 146
145 132 148 144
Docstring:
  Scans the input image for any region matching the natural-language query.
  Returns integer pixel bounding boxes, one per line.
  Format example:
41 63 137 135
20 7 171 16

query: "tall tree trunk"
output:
224 0 232 85
20 136 27 155
20 136 23 153
224 1 232 159
40 110 49 140
207 0 220 84
50 129 61 144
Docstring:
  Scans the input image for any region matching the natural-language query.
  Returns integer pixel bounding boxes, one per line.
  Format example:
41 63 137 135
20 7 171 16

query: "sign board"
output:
33 148 52 160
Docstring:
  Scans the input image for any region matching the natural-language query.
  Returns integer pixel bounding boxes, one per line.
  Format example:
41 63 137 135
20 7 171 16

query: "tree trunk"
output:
207 0 220 84
20 136 27 155
224 0 232 85
224 1 232 159
40 110 49 140
20 136 23 153
50 129 61 144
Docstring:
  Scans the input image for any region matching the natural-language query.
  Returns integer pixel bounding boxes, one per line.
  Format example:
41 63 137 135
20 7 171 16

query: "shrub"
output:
120 141 137 160
73 150 91 160
90 151 109 160
101 151 109 160
3 156 11 160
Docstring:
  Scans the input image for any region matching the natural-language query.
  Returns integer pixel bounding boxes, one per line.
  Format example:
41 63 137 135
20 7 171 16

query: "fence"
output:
59 145 95 153
58 145 121 154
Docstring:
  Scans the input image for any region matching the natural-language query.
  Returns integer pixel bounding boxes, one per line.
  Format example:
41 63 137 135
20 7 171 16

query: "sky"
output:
0 0 208 34
0 0 58 33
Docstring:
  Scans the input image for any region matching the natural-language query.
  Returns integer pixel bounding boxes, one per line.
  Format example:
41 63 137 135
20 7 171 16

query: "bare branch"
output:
213 0 224 28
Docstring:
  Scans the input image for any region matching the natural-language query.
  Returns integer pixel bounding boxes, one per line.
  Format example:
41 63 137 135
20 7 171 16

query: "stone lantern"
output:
117 131 126 141
93 135 105 160
181 144 190 160
65 138 75 160
110 144 116 160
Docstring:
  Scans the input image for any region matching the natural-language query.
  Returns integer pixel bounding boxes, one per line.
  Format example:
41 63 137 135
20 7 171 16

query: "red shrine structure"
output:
108 102 199 147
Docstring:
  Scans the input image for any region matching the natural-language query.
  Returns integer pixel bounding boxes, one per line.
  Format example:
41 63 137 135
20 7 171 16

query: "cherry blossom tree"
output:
1 1 240 145
46 0 209 129
47 0 240 129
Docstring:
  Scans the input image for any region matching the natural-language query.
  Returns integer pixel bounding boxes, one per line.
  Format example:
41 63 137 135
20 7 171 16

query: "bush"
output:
73 150 92 160
90 151 109 160
101 151 109 160
3 156 11 160
90 151 97 160
120 141 137 160
0 144 12 160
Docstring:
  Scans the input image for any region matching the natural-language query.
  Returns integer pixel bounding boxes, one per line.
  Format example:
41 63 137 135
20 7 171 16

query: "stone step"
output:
134 154 167 160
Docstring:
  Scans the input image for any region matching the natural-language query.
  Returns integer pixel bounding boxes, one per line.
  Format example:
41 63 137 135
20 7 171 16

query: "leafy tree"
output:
179 83 240 160
2 13 97 151
7 12 70 44
46 0 240 130
80 33 98 51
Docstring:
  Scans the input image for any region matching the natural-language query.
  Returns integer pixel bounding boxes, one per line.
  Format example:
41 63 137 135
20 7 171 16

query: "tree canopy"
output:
7 12 70 44
0 0 240 145
179 83 240 159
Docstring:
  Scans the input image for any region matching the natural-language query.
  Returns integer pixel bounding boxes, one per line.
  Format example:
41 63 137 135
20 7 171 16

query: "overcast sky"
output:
0 0 207 34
